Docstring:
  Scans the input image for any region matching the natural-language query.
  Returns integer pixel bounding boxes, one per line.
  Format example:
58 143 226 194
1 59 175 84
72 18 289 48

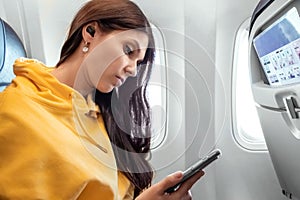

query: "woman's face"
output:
80 29 149 93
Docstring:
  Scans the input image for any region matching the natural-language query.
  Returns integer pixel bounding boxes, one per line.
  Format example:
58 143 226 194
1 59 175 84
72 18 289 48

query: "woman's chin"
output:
97 85 114 93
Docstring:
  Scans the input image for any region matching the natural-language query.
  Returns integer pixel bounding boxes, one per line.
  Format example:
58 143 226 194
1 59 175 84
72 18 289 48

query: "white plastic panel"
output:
250 0 300 199
257 105 300 199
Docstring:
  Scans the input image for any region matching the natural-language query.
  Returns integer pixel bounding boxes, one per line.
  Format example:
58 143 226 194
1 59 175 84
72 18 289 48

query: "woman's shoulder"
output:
0 85 29 116
13 57 49 72
0 57 45 110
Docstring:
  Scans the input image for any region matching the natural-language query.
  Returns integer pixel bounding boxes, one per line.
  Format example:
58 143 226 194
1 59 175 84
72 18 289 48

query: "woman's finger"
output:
155 171 184 194
176 170 204 195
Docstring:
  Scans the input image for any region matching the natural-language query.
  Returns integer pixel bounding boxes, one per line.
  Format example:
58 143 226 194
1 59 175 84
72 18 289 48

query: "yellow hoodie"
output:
0 58 133 199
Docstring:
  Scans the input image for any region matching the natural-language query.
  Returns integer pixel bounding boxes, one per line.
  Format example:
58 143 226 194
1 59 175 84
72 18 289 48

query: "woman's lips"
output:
114 75 124 86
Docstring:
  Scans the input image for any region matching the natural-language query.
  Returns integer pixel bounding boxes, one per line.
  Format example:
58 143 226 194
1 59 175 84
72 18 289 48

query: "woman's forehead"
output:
109 29 149 48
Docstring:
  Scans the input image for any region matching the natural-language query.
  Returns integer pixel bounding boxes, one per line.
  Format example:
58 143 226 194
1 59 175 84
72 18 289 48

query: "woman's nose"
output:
125 61 137 77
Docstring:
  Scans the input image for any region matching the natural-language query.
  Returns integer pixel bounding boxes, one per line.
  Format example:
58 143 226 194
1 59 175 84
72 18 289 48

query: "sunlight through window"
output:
147 24 167 150
233 18 267 150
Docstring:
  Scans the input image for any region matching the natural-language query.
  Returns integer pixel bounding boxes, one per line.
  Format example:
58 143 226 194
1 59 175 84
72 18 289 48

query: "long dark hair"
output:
56 0 155 197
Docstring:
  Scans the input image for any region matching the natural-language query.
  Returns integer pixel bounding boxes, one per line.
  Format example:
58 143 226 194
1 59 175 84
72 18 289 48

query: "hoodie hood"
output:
11 58 74 112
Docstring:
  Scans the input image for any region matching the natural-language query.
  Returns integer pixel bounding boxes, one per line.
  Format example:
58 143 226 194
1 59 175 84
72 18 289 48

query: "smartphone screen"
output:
164 149 221 194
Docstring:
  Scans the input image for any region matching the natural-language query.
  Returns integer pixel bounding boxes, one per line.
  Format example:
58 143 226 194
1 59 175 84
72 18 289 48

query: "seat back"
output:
250 0 275 32
249 1 300 199
0 18 26 92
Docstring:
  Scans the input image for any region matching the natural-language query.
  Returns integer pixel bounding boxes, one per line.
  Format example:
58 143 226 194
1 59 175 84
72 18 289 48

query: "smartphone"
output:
164 149 221 194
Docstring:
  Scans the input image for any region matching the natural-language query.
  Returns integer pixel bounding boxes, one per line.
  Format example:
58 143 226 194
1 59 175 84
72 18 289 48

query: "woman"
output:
0 0 204 199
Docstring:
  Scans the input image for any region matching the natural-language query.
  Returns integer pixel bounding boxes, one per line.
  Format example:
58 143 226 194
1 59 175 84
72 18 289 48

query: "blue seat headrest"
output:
0 18 26 91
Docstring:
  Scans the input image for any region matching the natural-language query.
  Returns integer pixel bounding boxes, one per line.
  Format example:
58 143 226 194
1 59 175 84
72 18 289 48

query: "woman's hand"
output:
136 170 205 200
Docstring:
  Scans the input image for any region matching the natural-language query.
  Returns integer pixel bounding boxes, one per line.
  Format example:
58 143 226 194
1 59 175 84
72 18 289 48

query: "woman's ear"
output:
86 26 95 37
82 22 99 42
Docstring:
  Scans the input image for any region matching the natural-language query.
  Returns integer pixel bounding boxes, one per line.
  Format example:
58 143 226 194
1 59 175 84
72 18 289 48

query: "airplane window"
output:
232 18 267 150
147 24 167 150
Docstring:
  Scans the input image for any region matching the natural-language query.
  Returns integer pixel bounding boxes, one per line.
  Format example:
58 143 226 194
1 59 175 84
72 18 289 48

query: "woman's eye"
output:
124 44 133 55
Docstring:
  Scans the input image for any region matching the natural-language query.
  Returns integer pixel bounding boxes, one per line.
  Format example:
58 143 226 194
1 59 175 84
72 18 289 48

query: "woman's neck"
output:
51 58 79 88
51 48 94 96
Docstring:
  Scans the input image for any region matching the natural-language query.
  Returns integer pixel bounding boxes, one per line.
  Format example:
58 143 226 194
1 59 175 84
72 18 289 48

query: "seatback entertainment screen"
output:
253 7 300 86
